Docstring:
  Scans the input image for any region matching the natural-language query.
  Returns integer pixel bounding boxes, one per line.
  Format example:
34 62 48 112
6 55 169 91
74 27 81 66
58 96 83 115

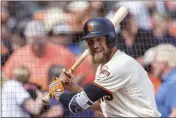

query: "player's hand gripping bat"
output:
42 6 128 104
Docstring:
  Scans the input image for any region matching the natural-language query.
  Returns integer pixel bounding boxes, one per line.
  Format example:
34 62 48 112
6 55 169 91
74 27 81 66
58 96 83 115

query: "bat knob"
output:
42 94 51 104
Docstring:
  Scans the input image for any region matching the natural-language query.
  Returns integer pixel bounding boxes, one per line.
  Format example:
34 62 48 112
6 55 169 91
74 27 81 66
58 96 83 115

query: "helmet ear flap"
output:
106 32 116 48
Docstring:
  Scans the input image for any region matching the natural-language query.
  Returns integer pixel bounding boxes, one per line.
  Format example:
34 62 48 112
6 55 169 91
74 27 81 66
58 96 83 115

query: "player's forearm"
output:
69 82 83 92
91 101 102 112
63 80 83 92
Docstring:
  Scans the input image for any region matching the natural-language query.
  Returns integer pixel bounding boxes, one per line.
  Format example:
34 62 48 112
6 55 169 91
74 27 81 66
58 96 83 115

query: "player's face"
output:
86 36 111 64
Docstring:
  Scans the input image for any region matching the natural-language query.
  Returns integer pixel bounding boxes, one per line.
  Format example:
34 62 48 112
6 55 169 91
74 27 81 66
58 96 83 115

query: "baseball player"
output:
49 17 161 117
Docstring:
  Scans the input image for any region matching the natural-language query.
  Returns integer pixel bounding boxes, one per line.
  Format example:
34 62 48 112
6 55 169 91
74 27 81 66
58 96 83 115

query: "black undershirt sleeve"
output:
59 92 76 107
84 83 111 102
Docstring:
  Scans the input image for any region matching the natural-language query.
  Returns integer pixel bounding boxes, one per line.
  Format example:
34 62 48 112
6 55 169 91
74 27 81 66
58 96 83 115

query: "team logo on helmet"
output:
88 24 93 32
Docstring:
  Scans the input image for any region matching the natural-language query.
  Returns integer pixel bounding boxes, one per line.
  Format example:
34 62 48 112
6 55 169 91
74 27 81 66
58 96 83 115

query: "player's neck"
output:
109 47 117 60
103 47 117 65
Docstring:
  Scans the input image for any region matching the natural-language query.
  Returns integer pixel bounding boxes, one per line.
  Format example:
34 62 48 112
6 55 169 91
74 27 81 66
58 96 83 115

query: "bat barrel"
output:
110 6 128 27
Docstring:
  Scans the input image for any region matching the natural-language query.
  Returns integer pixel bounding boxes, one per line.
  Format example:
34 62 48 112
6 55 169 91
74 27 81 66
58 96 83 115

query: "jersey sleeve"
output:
94 63 131 93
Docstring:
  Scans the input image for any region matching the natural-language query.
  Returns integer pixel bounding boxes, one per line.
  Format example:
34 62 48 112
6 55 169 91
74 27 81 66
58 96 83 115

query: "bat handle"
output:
68 68 74 74
68 49 89 74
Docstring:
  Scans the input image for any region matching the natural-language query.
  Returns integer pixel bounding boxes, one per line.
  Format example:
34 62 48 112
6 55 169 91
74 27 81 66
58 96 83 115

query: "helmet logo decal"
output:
88 24 93 32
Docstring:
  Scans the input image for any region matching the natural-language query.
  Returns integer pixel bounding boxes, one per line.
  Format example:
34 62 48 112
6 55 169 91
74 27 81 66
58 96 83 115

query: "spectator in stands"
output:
117 1 152 30
7 1 39 20
140 46 161 93
1 24 12 66
3 20 79 90
1 7 13 66
50 22 83 56
2 67 44 117
10 32 26 51
41 1 103 33
151 12 176 46
151 44 176 117
116 12 156 59
65 1 103 33
1 4 8 23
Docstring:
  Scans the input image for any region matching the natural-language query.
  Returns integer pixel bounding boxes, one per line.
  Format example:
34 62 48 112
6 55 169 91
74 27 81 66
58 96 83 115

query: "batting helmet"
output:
83 17 116 47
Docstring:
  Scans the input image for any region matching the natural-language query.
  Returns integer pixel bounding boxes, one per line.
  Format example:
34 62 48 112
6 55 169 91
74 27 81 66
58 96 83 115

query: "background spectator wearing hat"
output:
50 22 84 56
137 43 176 117
2 20 79 90
141 46 161 93
151 44 176 117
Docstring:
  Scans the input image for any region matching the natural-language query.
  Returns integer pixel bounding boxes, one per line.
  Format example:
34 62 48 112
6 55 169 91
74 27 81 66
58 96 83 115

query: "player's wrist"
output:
70 82 83 92
53 91 63 100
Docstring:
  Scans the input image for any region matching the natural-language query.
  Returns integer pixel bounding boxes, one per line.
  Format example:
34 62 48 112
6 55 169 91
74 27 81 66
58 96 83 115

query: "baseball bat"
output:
42 6 128 104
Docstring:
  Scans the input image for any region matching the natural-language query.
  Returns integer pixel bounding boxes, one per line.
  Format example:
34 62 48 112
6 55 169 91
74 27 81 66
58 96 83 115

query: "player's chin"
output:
93 53 104 64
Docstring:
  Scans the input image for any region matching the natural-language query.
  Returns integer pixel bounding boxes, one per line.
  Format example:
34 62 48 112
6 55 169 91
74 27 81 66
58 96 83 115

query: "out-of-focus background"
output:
1 1 176 117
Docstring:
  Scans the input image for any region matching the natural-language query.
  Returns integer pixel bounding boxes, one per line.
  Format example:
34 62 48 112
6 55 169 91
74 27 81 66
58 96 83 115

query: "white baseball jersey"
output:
94 50 161 117
2 80 31 117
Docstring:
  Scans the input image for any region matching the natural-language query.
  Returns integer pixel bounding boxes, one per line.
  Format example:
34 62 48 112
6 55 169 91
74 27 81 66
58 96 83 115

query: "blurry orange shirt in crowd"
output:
77 56 97 86
3 43 77 90
149 74 161 94
2 44 8 55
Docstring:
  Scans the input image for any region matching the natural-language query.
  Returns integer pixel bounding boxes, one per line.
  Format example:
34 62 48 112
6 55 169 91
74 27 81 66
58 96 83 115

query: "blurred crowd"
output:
1 1 176 117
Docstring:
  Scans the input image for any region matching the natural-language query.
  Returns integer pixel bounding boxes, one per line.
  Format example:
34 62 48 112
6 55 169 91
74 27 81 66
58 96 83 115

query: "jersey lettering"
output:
98 65 110 78
100 94 113 102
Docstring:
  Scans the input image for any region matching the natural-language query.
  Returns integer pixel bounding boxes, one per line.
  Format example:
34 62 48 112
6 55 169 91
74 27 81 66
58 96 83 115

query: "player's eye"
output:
87 40 93 46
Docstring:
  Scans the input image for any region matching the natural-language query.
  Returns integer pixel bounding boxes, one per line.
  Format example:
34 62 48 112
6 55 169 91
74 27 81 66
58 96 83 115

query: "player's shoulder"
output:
106 50 140 74
108 50 135 68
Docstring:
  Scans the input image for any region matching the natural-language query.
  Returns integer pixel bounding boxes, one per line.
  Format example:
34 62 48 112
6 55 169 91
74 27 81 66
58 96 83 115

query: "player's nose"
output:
93 40 100 49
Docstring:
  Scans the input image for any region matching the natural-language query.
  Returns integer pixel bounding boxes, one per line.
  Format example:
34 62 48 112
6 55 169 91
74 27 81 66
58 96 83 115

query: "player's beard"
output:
92 51 104 64
92 48 112 64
